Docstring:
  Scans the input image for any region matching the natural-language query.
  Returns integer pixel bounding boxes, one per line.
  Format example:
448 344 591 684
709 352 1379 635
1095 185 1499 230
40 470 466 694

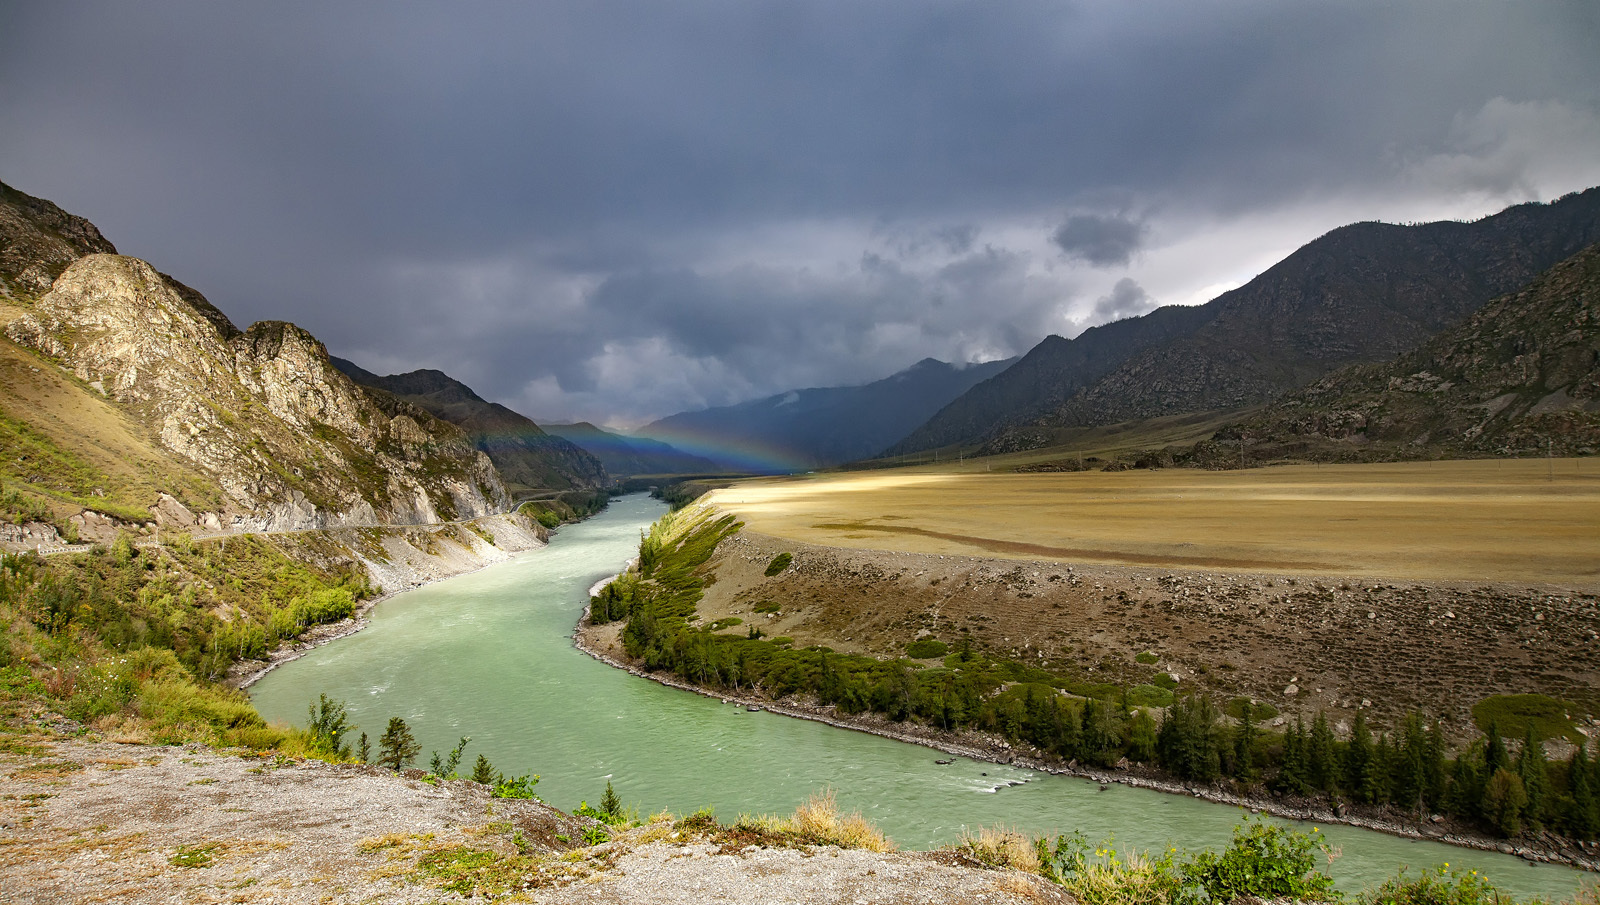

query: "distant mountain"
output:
1208 241 1600 460
891 188 1600 456
540 422 718 478
641 357 1016 473
884 306 1213 456
330 359 609 494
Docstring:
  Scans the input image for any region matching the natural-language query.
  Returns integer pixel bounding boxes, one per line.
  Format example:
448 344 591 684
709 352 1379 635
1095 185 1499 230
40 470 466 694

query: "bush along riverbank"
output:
582 504 1600 872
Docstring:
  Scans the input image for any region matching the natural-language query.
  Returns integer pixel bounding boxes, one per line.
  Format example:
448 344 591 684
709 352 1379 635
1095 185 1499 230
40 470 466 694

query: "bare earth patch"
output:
0 736 1057 904
690 529 1600 741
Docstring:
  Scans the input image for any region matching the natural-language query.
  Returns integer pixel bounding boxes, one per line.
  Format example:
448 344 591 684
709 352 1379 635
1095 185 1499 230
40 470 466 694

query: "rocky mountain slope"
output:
541 421 718 478
643 356 1015 473
1 180 509 537
895 188 1600 456
1210 241 1600 460
330 359 609 495
885 307 1212 457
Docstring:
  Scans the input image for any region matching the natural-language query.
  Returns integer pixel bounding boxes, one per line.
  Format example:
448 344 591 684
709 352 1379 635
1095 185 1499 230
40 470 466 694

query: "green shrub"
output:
306 694 352 758
754 601 781 614
1359 864 1507 905
764 553 793 576
1135 651 1159 665
1152 673 1178 690
493 774 540 799
1226 696 1279 721
906 639 949 659
1180 818 1336 903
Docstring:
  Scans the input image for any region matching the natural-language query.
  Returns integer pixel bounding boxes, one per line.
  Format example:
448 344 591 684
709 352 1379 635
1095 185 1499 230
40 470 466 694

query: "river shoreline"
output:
571 610 1600 874
229 524 554 690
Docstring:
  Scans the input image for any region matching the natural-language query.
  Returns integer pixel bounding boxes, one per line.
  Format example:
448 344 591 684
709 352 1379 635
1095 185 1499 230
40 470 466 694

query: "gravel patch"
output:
0 735 1061 904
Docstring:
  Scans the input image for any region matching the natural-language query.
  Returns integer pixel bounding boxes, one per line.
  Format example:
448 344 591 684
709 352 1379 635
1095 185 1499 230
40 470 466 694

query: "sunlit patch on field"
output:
708 459 1600 586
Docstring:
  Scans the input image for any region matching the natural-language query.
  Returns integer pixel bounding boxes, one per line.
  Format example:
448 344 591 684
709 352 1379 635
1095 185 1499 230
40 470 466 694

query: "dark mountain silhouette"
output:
891 188 1600 456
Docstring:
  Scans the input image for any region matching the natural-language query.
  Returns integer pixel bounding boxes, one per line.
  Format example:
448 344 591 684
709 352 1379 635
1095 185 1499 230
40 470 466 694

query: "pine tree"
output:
1345 711 1374 802
357 732 371 764
1514 726 1547 831
1369 731 1395 806
1568 747 1597 838
1484 721 1509 776
1307 713 1338 793
1422 719 1448 811
1275 718 1310 796
378 716 421 770
1445 741 1487 821
471 753 499 786
1393 712 1427 817
1157 695 1221 781
1232 701 1257 780
600 781 622 819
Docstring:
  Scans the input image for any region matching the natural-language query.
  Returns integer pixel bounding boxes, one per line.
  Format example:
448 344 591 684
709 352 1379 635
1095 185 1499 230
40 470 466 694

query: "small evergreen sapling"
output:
471 754 500 786
377 716 420 770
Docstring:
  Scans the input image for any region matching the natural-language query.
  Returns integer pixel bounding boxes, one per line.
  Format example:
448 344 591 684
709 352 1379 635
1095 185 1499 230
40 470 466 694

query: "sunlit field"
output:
708 459 1600 587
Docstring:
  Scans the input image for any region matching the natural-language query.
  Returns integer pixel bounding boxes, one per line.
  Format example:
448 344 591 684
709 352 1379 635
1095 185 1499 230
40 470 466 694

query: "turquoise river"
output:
251 494 1592 899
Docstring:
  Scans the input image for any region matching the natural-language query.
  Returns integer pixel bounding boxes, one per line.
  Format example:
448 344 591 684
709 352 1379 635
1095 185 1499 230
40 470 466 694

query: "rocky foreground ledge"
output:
0 733 1060 904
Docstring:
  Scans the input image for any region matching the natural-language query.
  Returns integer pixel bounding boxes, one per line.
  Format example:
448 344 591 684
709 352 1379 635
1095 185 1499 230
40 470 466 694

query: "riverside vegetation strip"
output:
579 498 1600 874
0 511 1596 902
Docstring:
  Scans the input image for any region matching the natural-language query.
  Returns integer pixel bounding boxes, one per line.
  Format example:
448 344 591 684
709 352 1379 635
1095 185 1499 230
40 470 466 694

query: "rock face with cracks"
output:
6 253 508 531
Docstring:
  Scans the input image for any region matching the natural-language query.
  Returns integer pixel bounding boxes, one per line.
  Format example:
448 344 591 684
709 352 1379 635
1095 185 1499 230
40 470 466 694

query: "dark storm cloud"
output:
1052 214 1148 268
1091 279 1158 322
2 1 1597 423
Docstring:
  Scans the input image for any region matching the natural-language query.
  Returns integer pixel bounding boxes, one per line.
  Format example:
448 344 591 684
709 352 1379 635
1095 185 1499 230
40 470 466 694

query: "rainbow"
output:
623 424 814 476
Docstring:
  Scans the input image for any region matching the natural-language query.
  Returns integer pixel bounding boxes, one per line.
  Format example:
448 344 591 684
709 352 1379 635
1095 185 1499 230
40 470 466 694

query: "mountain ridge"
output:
642 356 1016 473
894 188 1600 456
540 421 719 478
328 358 610 494
1206 240 1600 461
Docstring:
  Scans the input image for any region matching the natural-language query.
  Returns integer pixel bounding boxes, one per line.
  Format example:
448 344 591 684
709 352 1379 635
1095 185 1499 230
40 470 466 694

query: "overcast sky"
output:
3 2 1598 428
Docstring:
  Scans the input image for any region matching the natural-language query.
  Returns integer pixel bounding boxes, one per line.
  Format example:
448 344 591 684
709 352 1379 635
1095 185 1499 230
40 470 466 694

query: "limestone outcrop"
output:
7 253 509 530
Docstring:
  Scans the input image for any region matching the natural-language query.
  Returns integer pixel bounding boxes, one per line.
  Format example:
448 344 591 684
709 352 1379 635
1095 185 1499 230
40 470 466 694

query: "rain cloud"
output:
2 1 1598 426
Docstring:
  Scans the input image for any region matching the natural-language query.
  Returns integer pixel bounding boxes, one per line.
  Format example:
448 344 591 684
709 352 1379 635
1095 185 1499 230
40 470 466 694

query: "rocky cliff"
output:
1 179 510 535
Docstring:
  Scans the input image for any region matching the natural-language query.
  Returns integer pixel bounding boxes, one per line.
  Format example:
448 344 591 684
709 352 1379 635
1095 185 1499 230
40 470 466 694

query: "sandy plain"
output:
707 459 1600 588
